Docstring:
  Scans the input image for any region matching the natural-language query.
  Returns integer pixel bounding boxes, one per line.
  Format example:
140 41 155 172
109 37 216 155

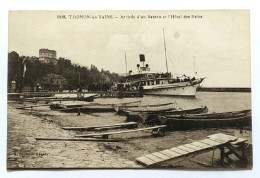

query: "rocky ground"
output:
7 102 141 168
7 101 252 169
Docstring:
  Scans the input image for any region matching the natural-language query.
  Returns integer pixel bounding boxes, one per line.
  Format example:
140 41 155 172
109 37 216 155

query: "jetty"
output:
8 91 142 101
136 133 248 167
94 91 142 98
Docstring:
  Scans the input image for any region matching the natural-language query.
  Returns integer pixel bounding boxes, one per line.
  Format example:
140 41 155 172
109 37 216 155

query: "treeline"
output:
8 51 120 92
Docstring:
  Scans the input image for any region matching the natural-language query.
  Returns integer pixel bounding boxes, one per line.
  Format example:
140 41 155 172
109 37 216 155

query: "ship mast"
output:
193 56 197 76
125 52 127 75
163 28 169 81
79 72 81 86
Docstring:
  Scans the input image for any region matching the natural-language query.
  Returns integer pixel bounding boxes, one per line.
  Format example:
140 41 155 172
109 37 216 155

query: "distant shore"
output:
7 87 251 98
198 87 251 92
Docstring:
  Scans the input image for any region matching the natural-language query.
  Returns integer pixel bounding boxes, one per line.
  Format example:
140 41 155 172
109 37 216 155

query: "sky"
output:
8 10 251 87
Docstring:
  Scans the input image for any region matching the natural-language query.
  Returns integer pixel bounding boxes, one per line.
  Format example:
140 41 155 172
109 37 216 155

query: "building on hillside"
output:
40 74 68 92
39 48 57 65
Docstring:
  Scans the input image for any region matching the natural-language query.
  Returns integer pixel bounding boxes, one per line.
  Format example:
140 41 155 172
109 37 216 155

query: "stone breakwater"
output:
7 104 141 169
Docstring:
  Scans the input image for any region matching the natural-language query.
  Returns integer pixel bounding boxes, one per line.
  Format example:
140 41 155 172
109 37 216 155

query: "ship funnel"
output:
139 54 145 62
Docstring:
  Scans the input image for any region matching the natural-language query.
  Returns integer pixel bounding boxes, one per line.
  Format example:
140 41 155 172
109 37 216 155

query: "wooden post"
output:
211 149 215 166
219 146 225 166
225 143 248 167
241 143 248 166
170 121 174 131
77 108 80 116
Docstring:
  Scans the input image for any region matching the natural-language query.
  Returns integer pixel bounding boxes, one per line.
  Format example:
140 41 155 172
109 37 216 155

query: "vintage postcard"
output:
7 10 251 169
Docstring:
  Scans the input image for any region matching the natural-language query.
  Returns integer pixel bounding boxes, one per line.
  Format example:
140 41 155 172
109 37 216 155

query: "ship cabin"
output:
118 72 195 90
116 54 197 91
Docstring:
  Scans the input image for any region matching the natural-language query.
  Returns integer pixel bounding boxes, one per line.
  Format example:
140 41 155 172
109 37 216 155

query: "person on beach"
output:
77 85 83 97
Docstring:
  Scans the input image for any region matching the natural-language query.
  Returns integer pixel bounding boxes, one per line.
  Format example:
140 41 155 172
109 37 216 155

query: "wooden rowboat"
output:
125 106 208 123
51 103 116 112
161 109 251 119
119 102 175 114
114 102 175 115
158 109 251 130
50 100 141 113
33 95 96 103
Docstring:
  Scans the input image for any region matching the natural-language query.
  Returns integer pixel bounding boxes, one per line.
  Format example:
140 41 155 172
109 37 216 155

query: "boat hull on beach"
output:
125 106 208 123
50 101 116 112
50 100 141 113
123 103 175 112
115 102 175 115
158 109 252 130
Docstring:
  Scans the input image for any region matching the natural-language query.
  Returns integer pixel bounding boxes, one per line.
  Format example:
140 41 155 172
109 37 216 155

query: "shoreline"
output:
198 88 251 92
7 101 252 169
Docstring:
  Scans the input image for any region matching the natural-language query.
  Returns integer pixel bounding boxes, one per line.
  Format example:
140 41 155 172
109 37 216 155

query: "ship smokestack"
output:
139 54 145 62
139 54 145 67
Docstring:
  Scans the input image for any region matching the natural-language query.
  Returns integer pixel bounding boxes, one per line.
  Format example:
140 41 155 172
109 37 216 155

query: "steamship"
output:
117 54 205 97
117 29 205 97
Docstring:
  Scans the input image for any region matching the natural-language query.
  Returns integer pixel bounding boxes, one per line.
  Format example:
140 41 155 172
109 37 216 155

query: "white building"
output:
39 48 57 65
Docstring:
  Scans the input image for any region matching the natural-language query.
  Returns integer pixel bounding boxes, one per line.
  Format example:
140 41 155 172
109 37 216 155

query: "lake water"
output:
94 92 251 113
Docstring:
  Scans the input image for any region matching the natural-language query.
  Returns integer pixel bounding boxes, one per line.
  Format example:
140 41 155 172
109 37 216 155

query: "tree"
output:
8 51 121 92
8 52 25 92
8 51 19 87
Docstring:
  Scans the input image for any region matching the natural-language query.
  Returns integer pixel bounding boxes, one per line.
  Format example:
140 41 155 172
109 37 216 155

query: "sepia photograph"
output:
7 10 252 169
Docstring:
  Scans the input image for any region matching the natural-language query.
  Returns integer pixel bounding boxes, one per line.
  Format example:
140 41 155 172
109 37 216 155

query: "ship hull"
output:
143 82 200 97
